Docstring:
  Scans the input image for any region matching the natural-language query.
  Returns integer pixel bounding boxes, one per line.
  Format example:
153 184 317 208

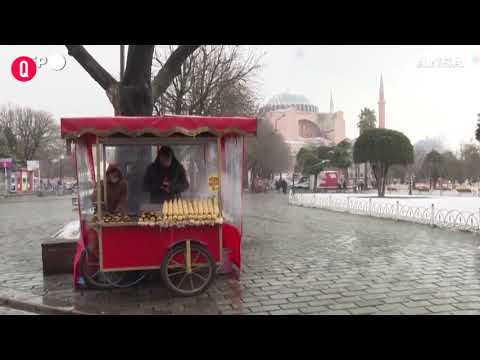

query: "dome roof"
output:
260 93 318 113
267 93 312 106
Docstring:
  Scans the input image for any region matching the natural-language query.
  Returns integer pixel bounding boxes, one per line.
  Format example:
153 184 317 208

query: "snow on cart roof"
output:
61 115 257 139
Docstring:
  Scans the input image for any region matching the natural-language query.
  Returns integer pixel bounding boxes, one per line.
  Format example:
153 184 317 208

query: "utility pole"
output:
59 155 64 185
120 45 125 81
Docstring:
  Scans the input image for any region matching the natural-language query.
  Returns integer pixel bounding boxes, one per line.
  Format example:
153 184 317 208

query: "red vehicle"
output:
61 115 257 296
317 170 341 192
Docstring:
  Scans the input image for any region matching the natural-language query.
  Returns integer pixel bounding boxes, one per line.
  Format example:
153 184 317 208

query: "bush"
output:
354 128 413 197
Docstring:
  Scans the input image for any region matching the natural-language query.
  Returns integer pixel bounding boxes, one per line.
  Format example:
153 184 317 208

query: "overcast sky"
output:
1 45 480 151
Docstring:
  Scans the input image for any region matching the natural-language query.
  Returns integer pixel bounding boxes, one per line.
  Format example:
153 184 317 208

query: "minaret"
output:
330 90 334 113
378 74 386 128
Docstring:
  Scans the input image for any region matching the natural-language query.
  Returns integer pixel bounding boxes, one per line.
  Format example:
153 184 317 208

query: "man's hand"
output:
161 178 171 193
160 183 171 193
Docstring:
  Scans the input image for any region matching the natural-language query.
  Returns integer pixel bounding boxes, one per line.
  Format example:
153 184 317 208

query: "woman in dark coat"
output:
92 163 128 215
143 146 189 204
89 164 128 258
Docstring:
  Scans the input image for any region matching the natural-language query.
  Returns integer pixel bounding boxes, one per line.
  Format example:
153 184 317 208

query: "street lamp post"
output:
59 155 64 185
3 167 7 195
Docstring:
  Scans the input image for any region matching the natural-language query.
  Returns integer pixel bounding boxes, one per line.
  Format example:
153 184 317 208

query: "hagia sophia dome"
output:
260 93 319 113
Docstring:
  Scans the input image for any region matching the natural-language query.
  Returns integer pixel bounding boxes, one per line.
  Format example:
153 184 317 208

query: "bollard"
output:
369 198 372 216
395 200 399 221
329 195 332 209
347 196 350 213
431 203 435 227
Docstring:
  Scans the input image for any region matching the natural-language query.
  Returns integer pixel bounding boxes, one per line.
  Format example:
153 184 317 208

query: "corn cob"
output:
213 196 220 217
173 199 179 221
187 199 194 217
207 198 214 219
193 199 199 218
182 199 188 216
178 198 184 216
179 199 184 216
199 199 206 218
162 201 168 218
204 199 210 220
166 200 172 218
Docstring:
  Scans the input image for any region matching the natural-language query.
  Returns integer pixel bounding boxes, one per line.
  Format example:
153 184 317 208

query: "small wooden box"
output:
41 239 78 275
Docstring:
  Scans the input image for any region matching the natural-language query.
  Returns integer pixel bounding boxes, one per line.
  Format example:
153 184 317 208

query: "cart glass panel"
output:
75 139 95 221
221 136 243 230
100 141 220 216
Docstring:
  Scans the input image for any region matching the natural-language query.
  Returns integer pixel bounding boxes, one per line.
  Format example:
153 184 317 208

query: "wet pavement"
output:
0 306 38 315
1 193 480 314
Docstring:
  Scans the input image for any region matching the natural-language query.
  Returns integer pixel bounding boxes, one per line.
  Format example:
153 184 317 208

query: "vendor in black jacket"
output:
143 146 189 204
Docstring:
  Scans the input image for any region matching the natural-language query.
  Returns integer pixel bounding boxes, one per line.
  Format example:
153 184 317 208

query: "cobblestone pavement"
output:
0 196 76 297
2 193 480 314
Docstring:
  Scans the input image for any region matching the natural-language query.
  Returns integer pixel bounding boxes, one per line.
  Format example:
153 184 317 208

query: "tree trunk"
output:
372 162 386 198
380 164 389 197
364 162 368 189
313 174 318 192
110 84 154 116
113 87 154 214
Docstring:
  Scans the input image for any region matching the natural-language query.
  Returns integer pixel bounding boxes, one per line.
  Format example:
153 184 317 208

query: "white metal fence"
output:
289 192 480 234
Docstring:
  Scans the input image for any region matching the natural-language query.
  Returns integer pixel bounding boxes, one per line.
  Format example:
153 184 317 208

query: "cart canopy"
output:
61 115 257 139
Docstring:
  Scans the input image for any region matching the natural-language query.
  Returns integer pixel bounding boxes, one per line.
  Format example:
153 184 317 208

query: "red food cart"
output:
61 115 257 296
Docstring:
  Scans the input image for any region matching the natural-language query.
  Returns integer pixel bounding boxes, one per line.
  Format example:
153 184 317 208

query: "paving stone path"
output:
1 193 480 314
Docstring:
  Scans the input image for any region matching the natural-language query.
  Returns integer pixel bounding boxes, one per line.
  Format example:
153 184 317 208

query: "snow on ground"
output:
296 192 480 215
53 220 80 240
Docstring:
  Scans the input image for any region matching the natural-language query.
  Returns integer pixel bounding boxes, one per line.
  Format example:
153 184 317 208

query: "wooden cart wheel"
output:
161 242 216 297
79 249 115 289
80 250 147 289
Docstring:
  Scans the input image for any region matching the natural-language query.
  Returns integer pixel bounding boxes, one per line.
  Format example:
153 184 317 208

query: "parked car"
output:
415 183 430 192
292 177 310 190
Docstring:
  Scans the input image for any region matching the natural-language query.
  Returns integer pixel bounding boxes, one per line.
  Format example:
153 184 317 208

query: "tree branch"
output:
65 45 117 91
151 45 200 101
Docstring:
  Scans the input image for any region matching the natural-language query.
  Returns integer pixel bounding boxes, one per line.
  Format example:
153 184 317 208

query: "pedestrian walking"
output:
281 179 287 194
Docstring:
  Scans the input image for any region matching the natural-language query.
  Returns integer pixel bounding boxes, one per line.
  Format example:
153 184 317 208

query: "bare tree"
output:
247 118 290 188
412 137 447 184
65 45 200 115
65 45 200 210
0 104 58 165
153 45 261 116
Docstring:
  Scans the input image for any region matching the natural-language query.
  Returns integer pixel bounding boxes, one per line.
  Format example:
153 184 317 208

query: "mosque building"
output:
259 75 386 178
259 92 346 170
